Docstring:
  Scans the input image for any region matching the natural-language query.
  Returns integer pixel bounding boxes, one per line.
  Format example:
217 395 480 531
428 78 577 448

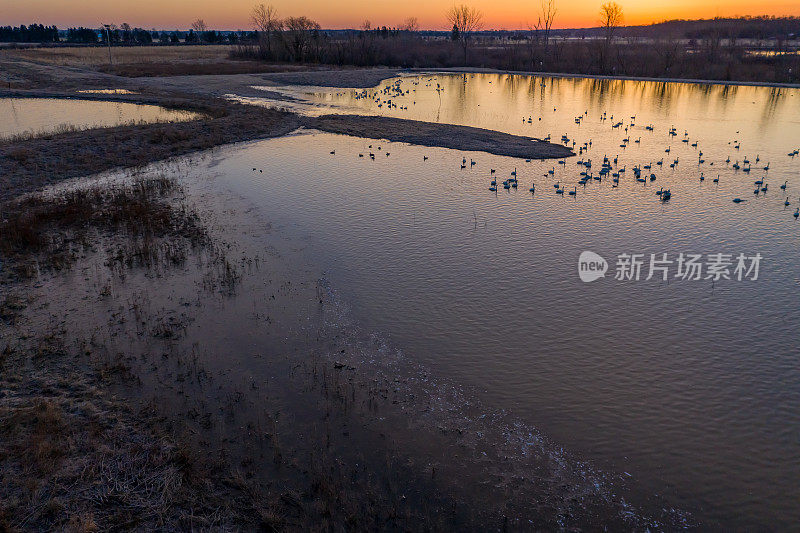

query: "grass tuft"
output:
0 176 205 278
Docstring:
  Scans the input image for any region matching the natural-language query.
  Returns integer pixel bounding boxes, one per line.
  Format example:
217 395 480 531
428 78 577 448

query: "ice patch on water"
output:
313 275 694 529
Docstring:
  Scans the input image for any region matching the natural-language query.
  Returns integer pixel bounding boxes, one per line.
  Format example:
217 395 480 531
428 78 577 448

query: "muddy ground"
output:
311 114 574 159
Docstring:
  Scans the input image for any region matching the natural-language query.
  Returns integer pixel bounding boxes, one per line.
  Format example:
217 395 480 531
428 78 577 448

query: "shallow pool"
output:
0 97 200 140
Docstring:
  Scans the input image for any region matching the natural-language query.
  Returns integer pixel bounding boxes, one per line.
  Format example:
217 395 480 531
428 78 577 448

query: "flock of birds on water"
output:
325 75 800 220
492 115 800 221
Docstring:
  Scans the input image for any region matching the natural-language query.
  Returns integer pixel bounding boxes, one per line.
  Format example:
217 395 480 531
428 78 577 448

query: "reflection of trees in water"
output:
519 75 548 117
760 88 785 126
9 98 20 127
707 84 738 119
500 73 517 97
546 76 565 113
748 86 800 132
584 78 615 110
333 73 797 146
522 75 537 103
444 73 473 125
406 72 486 126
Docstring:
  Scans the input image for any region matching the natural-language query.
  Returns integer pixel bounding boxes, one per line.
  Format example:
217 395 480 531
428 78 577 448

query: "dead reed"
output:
0 176 204 279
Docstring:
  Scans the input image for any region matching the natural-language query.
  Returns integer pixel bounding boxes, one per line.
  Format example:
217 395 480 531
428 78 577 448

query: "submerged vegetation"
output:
0 340 268 531
0 176 204 279
0 176 251 530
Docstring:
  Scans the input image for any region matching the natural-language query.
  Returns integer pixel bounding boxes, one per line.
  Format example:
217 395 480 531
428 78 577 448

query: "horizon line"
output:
5 14 800 34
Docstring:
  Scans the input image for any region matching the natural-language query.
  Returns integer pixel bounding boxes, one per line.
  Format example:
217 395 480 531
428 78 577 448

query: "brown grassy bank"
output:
2 45 237 68
0 339 272 531
0 179 269 530
259 68 403 88
310 114 575 159
97 61 301 77
0 97 299 202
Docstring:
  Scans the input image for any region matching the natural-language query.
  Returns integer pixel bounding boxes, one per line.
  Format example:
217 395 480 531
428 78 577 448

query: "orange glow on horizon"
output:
3 0 799 31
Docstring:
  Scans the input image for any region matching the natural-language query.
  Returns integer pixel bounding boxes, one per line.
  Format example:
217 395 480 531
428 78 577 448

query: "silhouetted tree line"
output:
1 23 247 45
630 16 800 41
66 28 99 43
0 24 59 42
97 26 155 44
232 20 798 83
235 12 442 65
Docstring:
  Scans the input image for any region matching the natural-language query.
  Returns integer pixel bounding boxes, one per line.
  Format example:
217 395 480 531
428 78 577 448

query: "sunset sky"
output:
3 0 798 30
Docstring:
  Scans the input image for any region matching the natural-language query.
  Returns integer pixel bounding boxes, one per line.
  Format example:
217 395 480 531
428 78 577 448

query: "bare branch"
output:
599 1 623 44
251 4 279 33
446 4 484 62
400 17 419 33
446 4 484 36
190 19 207 33
540 0 557 47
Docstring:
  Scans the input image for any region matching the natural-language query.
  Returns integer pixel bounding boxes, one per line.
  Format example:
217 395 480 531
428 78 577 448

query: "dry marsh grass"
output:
0 176 204 279
2 45 304 77
0 339 271 531
0 118 200 145
98 61 299 77
0 176 269 530
3 45 235 67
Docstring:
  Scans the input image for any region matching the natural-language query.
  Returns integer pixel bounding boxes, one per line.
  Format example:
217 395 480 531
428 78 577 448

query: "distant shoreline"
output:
417 67 800 90
249 66 800 91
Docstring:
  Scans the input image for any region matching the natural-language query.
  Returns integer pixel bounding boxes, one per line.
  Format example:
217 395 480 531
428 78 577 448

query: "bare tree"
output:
527 19 542 46
358 20 376 64
283 16 321 62
598 1 623 73
191 19 208 32
251 4 281 58
539 0 557 48
653 33 681 74
446 4 484 63
701 23 725 61
599 2 623 45
401 17 419 33
119 22 132 43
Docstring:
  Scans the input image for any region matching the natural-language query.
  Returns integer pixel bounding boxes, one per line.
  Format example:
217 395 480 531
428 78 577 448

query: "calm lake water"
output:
0 97 199 139
237 73 800 528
